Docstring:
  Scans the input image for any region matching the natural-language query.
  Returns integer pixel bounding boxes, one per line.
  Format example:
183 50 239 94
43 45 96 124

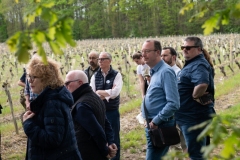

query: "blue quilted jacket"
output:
23 86 82 160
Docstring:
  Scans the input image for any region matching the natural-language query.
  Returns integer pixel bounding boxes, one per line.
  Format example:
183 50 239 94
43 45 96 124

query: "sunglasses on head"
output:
181 46 199 51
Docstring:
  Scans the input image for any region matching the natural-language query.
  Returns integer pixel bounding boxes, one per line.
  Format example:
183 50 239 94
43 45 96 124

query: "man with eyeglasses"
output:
141 39 180 159
175 36 215 160
65 70 117 160
90 52 123 160
84 50 100 82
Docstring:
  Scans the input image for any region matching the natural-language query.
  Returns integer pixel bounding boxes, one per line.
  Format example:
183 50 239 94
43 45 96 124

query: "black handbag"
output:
143 99 180 148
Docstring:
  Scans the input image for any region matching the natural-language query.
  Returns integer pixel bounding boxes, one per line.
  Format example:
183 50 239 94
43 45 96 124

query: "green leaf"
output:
202 13 220 35
42 2 55 8
37 46 48 64
221 136 237 158
32 31 46 43
48 27 56 40
16 47 30 63
179 2 194 15
24 13 36 26
11 32 32 63
49 41 63 55
6 32 21 52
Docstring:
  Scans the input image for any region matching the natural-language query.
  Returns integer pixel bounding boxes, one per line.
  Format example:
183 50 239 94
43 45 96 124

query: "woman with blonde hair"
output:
23 56 82 160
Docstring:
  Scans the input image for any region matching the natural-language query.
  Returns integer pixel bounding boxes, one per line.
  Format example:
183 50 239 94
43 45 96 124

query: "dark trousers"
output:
106 109 120 160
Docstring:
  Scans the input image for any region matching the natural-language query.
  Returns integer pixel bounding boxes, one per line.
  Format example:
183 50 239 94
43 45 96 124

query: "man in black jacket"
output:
65 70 117 160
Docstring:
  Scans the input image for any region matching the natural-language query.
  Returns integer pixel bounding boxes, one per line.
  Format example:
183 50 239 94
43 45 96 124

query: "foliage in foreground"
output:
180 0 240 35
163 103 240 160
6 1 76 63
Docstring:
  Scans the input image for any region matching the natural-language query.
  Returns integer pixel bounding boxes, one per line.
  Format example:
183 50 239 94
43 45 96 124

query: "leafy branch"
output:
7 1 76 63
180 0 240 35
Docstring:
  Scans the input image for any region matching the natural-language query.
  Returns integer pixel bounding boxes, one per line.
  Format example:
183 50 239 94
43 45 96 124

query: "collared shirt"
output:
141 60 180 125
24 79 38 101
171 64 181 76
90 70 123 101
175 54 215 125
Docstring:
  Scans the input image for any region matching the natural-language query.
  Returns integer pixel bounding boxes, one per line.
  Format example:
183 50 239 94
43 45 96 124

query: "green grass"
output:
218 103 240 122
119 98 141 115
0 120 22 134
121 126 146 150
215 72 240 98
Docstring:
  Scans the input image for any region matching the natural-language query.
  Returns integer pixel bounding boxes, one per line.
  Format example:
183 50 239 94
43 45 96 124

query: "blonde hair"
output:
27 56 64 89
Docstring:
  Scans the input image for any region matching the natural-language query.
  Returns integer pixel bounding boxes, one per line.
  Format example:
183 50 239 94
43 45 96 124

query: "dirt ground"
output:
1 86 240 160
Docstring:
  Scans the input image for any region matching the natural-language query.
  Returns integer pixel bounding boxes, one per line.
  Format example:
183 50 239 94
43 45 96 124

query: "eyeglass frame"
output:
181 46 199 51
27 74 40 82
141 50 157 54
97 58 110 61
64 79 80 86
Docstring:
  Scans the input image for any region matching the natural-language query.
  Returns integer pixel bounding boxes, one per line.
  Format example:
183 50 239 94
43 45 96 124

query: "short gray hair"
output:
100 52 112 60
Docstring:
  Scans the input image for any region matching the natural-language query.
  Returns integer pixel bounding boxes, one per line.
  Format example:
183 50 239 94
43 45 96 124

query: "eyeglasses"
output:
141 50 157 54
64 79 80 86
181 46 199 51
97 58 109 61
27 74 40 81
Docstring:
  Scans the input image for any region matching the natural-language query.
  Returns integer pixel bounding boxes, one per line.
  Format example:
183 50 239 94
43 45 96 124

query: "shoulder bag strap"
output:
143 98 151 130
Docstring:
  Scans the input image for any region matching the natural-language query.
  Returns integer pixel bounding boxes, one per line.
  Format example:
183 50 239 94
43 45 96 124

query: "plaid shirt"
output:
24 79 38 101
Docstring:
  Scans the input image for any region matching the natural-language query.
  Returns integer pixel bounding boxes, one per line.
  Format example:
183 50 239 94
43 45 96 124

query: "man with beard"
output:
84 51 100 82
161 47 181 75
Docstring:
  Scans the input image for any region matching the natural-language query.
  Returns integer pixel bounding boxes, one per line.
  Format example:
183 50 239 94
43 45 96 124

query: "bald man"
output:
65 70 117 160
84 51 100 82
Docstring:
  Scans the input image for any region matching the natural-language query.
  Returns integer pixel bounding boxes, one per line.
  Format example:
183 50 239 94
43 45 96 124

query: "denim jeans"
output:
145 119 175 160
106 109 120 160
179 124 206 160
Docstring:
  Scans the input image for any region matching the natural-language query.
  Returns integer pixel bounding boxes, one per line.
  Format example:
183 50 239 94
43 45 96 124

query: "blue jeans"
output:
179 124 206 160
145 119 175 160
106 109 120 160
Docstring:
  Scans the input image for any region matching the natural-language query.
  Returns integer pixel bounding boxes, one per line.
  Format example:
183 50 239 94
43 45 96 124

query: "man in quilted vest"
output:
65 70 117 160
90 52 123 160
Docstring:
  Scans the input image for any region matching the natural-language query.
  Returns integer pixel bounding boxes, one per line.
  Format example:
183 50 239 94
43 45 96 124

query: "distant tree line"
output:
0 0 240 42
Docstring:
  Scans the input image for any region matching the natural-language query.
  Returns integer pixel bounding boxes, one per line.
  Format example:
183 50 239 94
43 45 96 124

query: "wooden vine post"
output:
230 34 233 68
2 82 19 134
0 108 1 160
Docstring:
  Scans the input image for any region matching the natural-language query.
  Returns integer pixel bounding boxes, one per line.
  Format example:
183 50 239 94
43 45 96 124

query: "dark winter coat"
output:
23 86 82 160
71 83 111 160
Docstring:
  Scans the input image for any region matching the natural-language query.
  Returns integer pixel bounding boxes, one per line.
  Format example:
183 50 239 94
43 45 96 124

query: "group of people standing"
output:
19 51 122 160
133 37 215 160
18 36 215 160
